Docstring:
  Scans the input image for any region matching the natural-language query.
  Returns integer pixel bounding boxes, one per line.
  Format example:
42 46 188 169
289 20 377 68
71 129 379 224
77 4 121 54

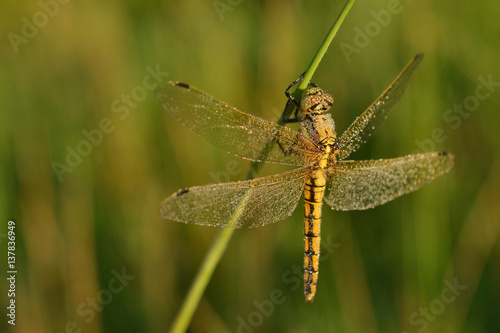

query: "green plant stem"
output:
169 227 234 333
299 0 356 92
283 0 357 121
168 1 356 332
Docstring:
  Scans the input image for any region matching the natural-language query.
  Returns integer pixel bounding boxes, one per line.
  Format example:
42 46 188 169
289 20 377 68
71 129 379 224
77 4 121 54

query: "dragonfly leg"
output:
283 74 304 124
283 74 320 124
282 100 302 124
284 75 303 107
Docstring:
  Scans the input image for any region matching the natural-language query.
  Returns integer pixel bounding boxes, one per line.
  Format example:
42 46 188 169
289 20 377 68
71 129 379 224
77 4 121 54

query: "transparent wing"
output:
159 167 311 228
324 152 454 210
337 54 424 160
156 81 320 166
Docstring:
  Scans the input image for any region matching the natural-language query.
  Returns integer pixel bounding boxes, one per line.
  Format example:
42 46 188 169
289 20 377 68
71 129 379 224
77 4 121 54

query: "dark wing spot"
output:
438 151 448 156
175 82 190 89
176 188 189 196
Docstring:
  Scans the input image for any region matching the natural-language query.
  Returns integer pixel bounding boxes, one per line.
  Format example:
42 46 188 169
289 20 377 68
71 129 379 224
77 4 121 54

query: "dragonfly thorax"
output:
299 111 337 168
301 87 334 115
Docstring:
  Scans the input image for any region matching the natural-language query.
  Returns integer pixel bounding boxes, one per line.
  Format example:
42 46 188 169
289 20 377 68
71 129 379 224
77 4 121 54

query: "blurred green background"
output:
1 0 499 332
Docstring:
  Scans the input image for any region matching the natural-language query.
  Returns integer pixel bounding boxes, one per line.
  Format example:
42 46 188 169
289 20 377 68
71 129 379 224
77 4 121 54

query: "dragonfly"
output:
156 54 454 302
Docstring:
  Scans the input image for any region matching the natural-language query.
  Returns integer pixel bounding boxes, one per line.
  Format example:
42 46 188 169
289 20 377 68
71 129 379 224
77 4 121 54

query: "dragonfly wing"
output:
324 152 454 210
159 167 311 228
156 82 319 166
337 54 424 160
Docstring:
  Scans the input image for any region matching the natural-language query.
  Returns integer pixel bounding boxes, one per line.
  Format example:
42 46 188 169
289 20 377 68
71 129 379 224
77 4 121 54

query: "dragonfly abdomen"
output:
303 171 326 302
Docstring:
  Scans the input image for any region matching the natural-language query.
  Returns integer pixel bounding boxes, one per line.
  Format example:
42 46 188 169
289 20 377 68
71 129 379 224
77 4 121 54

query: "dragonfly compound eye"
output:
301 87 334 114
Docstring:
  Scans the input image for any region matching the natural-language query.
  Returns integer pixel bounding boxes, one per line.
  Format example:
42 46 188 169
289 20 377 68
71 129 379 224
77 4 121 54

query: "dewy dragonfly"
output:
156 54 454 302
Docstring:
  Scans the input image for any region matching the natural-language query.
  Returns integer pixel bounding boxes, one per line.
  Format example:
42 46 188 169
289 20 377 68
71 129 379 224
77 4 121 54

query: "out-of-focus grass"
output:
1 1 499 332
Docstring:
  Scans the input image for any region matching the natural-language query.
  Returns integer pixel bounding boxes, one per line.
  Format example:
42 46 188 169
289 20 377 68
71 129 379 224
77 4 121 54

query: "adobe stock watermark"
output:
401 277 467 333
412 74 499 154
340 0 404 64
8 0 71 54
51 65 168 182
236 236 340 333
212 0 244 21
49 267 135 333
209 159 243 183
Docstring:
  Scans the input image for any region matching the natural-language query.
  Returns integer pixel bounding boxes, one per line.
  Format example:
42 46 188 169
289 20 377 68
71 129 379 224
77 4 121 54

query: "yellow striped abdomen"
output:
303 169 327 302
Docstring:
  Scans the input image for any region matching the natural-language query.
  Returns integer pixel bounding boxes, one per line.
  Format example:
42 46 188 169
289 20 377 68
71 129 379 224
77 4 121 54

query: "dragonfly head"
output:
301 87 334 115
